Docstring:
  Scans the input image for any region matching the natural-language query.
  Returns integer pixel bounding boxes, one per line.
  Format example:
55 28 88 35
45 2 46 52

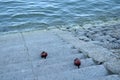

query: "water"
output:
0 0 120 32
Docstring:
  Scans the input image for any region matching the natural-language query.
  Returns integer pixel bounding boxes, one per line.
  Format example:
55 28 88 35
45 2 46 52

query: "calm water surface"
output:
0 0 120 32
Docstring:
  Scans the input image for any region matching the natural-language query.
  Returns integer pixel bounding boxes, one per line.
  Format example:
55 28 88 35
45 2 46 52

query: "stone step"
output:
0 33 29 66
33 58 95 76
23 33 81 61
0 69 35 80
27 44 80 61
1 29 116 80
0 33 24 48
0 54 85 74
0 45 29 66
91 75 120 80
38 65 108 80
53 29 116 63
22 30 61 43
32 53 85 67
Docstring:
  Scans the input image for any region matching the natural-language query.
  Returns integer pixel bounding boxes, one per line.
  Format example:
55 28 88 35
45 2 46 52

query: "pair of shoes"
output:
40 51 81 68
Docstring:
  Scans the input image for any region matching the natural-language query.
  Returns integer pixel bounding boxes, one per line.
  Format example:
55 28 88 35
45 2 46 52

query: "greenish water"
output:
0 0 120 32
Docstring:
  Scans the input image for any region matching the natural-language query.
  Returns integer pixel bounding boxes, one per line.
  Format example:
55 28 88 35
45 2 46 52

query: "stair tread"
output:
91 75 120 80
54 30 115 63
33 58 95 76
38 65 108 80
0 30 116 80
0 54 85 74
32 53 85 67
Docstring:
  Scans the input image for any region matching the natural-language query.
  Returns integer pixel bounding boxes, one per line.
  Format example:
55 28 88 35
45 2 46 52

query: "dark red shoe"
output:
74 58 81 68
41 51 48 59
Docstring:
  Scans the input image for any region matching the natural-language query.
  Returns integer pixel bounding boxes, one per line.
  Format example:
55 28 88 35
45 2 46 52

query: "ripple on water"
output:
0 0 120 32
11 12 48 18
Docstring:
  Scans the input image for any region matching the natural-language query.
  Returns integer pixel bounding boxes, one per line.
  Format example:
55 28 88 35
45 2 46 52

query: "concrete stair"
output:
0 29 119 80
0 54 85 74
32 53 85 67
38 65 109 80
33 58 96 76
91 75 120 80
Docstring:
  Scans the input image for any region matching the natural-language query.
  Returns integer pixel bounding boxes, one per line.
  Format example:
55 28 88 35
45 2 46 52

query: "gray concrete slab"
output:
38 65 108 80
24 43 74 60
22 30 62 44
0 61 32 74
0 32 35 80
33 58 95 77
54 29 116 63
0 33 24 48
0 69 34 80
91 75 120 80
0 46 29 66
0 29 118 80
22 30 78 61
0 33 29 66
31 53 85 68
104 59 120 74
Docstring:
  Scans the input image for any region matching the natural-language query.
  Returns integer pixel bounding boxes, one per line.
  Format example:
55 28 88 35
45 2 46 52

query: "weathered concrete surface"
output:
38 65 108 80
0 33 35 80
0 33 29 66
0 69 34 80
104 59 120 74
52 29 120 75
91 75 120 80
22 30 73 61
33 58 95 76
53 29 116 63
0 30 87 80
0 29 120 80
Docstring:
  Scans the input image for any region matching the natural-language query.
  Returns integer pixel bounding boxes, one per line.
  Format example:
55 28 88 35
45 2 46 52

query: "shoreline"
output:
1 19 120 35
